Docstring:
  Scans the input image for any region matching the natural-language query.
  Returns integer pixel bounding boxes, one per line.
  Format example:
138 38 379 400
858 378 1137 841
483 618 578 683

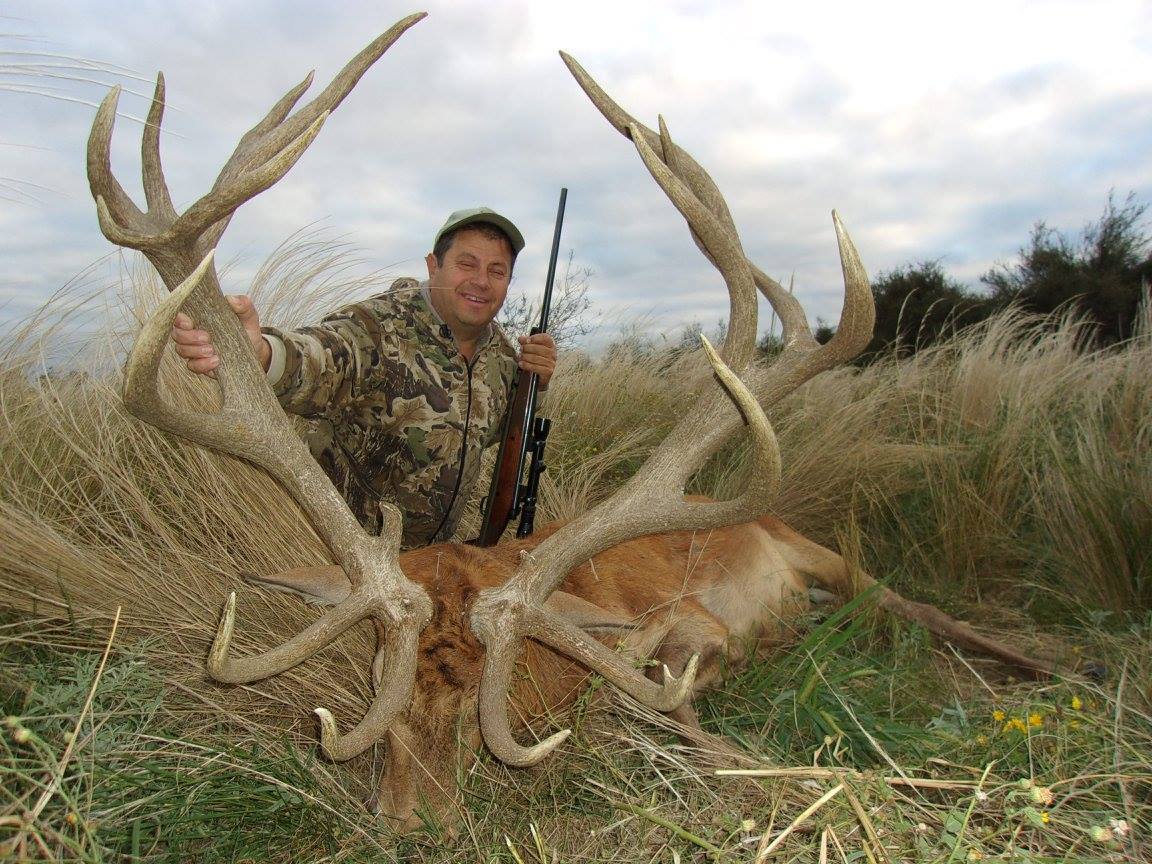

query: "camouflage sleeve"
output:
261 305 380 419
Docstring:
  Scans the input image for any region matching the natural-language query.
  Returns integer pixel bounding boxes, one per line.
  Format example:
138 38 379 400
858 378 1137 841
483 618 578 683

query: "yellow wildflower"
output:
1071 695 1082 711
993 709 1006 722
1028 712 1044 728
1041 811 1050 825
1006 718 1027 733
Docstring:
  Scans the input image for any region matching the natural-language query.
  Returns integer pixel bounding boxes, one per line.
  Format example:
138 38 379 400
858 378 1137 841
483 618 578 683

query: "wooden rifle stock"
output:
472 188 567 547
472 366 534 546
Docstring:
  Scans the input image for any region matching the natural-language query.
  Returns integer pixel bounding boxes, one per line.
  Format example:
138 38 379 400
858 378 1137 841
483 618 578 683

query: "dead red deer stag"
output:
87 13 1051 831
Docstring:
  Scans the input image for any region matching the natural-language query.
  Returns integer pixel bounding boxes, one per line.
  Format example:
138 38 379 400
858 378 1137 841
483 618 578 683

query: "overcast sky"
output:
3 0 1150 350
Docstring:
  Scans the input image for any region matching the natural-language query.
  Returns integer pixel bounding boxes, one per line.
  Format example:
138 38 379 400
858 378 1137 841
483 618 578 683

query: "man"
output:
172 207 558 548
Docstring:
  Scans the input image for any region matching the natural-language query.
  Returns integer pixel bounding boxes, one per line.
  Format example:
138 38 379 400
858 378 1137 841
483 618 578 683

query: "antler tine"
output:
523 605 699 711
522 334 780 601
643 116 757 369
241 72 316 147
207 590 366 683
187 71 314 252
86 86 149 246
744 211 874 409
140 73 177 222
207 584 424 763
478 600 700 767
564 50 787 326
314 621 425 761
751 265 818 350
825 211 874 357
173 111 331 249
312 614 424 760
240 13 427 167
559 51 738 233
477 629 573 767
561 51 829 357
196 12 427 253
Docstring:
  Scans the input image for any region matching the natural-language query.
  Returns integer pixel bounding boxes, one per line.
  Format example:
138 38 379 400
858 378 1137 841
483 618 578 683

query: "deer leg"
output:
759 517 1054 677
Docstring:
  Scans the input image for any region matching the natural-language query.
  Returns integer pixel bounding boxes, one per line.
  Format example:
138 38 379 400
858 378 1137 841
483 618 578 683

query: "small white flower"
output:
1109 818 1130 838
1029 785 1054 805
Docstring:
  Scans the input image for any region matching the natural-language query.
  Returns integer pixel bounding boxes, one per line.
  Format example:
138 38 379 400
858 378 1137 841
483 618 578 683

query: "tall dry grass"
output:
0 238 405 808
4 245 1149 700
531 303 1152 621
2 241 1149 859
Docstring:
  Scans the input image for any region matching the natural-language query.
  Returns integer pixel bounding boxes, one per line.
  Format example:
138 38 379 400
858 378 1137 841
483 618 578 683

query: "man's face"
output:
425 228 513 340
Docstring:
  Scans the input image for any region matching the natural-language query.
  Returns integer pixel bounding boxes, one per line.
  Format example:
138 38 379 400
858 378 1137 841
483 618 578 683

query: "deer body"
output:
258 512 816 829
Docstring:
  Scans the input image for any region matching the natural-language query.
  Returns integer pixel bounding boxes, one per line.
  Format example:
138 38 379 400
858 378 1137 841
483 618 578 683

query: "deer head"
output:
89 13 873 830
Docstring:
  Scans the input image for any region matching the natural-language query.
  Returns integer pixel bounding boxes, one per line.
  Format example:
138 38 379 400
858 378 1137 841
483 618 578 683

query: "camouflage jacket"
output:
263 277 518 549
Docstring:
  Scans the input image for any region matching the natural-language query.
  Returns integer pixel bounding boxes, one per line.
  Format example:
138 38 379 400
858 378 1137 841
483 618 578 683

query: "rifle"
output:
472 188 567 547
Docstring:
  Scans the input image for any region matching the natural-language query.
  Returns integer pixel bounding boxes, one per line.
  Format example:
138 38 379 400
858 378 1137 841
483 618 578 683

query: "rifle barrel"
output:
537 188 567 333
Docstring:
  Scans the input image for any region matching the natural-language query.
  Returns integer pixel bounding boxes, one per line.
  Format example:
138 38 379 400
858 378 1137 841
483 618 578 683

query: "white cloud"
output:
2 0 1150 351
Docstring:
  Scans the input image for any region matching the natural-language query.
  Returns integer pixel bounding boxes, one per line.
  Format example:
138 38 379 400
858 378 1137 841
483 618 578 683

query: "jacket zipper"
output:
430 358 474 543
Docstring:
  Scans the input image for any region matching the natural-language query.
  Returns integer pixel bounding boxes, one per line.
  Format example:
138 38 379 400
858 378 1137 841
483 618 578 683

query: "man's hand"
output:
517 332 558 389
171 295 271 376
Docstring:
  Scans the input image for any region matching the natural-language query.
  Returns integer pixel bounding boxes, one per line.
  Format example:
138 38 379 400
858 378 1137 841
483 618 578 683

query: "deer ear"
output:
242 566 352 605
543 591 638 636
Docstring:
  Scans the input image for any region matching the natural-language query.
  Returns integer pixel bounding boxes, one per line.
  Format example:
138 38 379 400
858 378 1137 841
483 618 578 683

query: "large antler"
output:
469 55 875 766
536 55 1055 683
89 14 433 762
472 53 1057 766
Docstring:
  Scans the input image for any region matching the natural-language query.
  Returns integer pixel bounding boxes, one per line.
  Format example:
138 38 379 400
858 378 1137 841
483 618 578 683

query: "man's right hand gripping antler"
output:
171 296 271 376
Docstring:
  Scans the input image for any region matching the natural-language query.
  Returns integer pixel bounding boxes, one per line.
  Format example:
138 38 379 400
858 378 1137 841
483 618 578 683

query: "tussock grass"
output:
2 242 1149 860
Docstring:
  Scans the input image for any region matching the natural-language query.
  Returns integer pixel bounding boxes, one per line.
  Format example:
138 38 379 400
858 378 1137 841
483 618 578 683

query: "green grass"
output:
695 599 1151 861
1 614 396 862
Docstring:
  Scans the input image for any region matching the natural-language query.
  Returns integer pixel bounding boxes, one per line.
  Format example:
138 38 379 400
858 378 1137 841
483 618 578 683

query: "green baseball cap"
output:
434 206 525 255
